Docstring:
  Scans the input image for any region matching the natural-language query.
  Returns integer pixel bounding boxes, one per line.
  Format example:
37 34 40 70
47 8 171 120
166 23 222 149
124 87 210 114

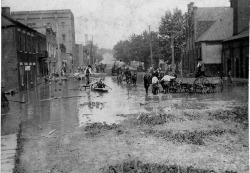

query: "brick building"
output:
222 0 249 79
182 3 233 77
11 9 76 74
1 7 46 91
34 26 58 75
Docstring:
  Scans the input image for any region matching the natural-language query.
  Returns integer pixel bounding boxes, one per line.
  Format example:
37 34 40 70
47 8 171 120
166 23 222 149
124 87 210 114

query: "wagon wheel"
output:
211 78 223 93
193 77 210 93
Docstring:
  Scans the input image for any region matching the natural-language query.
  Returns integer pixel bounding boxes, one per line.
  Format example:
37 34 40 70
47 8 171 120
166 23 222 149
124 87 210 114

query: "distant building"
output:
182 3 233 77
11 9 76 73
222 0 249 79
2 7 46 91
34 26 58 75
78 44 84 68
73 44 79 72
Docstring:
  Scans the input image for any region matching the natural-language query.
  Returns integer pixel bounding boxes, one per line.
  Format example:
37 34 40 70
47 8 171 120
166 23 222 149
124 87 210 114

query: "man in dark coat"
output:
144 71 152 94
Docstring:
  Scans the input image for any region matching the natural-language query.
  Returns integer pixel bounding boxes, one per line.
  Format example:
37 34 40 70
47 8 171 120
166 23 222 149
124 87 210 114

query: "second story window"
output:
62 34 66 41
38 41 41 53
48 43 50 56
17 29 22 51
61 21 65 28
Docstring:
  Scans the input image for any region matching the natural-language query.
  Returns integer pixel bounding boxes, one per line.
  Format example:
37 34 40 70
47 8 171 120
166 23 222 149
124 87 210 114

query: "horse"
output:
117 72 123 84
131 72 137 84
99 64 106 73
144 73 152 94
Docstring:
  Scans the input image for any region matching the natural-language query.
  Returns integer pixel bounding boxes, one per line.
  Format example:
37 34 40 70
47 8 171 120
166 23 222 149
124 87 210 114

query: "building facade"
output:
35 27 58 76
73 44 79 72
73 43 84 71
222 0 249 79
182 3 233 77
11 9 76 74
2 8 46 91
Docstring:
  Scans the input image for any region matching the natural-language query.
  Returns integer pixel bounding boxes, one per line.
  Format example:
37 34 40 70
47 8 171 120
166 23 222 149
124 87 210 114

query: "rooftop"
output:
195 7 233 42
11 9 73 15
223 28 249 41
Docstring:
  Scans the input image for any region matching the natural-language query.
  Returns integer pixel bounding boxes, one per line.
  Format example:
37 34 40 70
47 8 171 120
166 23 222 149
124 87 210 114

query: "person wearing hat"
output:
85 65 92 85
196 57 205 78
96 78 106 88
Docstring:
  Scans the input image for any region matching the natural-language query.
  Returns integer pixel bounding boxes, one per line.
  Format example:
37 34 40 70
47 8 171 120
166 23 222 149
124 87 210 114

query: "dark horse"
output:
143 73 152 94
99 64 107 73
131 71 137 84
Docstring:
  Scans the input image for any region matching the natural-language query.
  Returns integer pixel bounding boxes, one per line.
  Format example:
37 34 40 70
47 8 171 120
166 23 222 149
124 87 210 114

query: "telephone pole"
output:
56 23 62 84
90 36 93 65
92 36 95 64
149 25 153 68
171 35 176 72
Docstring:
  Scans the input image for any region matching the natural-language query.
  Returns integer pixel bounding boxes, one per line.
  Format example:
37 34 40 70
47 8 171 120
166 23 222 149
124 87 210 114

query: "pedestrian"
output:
152 73 159 95
195 58 205 78
160 72 176 94
143 70 152 94
85 65 92 85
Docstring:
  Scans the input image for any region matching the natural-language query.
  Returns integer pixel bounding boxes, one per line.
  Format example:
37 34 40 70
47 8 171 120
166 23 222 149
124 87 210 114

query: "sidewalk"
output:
1 134 17 173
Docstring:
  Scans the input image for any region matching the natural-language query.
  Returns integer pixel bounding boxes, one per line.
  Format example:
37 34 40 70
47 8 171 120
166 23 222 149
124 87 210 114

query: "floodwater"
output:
1 73 248 135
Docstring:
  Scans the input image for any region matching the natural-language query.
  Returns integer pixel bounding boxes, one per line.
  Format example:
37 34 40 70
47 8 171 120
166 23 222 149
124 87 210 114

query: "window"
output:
27 23 36 28
48 43 50 56
31 35 34 53
61 22 65 28
62 34 66 41
17 30 22 51
24 33 27 52
46 23 51 28
26 33 31 52
38 41 41 53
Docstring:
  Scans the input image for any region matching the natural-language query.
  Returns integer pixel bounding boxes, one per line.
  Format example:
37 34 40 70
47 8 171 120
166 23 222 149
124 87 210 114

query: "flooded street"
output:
1 74 249 173
2 74 248 134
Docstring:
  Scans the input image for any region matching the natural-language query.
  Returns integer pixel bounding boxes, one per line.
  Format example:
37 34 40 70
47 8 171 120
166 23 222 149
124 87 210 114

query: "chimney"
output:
2 7 10 16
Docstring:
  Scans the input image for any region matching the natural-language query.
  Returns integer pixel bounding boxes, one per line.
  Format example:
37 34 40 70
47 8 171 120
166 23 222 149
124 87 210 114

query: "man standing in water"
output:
85 65 92 85
151 73 159 95
196 58 205 77
143 70 152 94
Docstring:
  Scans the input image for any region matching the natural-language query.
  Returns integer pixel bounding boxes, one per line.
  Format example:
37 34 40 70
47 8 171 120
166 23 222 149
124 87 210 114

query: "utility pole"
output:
149 25 153 68
56 23 62 84
92 36 95 64
171 34 176 72
90 36 93 65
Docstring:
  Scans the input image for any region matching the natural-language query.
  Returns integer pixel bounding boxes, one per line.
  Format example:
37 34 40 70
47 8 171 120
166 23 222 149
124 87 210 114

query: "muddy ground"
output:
15 98 248 173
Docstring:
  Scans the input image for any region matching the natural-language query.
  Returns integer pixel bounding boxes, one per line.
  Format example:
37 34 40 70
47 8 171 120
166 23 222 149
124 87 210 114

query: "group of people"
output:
144 58 206 95
144 68 177 95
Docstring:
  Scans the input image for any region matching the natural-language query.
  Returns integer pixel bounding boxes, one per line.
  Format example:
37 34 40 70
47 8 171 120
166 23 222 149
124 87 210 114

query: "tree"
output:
113 30 161 70
158 8 186 64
